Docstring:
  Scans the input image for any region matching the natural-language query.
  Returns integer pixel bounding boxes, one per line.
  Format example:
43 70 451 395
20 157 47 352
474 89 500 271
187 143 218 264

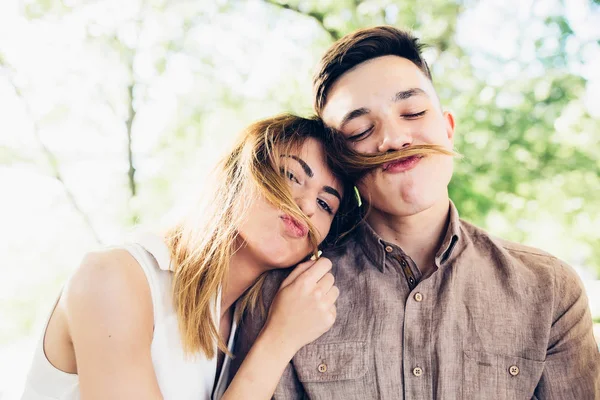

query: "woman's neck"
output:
220 244 265 318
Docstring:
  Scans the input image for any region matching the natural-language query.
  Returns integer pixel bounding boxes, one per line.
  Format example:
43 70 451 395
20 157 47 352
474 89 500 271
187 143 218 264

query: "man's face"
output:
321 55 456 217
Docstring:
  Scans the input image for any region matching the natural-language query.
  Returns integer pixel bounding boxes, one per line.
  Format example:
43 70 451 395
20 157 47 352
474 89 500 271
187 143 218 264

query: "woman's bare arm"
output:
223 257 338 400
62 249 163 400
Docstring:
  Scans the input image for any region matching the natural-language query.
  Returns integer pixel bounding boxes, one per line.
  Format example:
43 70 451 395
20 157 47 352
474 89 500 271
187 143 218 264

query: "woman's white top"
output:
21 234 237 400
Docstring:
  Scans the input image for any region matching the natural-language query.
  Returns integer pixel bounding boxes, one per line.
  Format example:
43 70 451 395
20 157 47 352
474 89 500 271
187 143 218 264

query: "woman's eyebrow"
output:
281 155 341 200
282 155 313 177
323 186 341 201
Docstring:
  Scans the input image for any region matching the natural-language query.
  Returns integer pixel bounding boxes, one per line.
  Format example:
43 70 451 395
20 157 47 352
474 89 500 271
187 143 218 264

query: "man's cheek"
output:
353 141 373 153
357 172 379 199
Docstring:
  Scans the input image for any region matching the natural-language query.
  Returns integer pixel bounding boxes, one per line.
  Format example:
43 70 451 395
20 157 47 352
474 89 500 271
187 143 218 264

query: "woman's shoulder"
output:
62 248 154 337
67 248 148 299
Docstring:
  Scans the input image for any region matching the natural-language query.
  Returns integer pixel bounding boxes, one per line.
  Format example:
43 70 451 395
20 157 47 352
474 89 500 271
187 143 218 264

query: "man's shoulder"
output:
261 237 365 306
461 218 554 258
459 218 579 284
322 231 365 260
263 268 291 294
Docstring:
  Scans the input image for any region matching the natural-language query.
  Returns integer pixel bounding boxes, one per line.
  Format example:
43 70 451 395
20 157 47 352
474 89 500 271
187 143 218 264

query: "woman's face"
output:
237 137 343 269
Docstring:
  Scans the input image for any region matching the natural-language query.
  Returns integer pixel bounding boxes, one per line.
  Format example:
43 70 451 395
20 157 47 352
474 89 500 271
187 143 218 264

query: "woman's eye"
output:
403 110 426 119
280 168 300 184
317 198 333 215
287 172 299 183
347 126 373 142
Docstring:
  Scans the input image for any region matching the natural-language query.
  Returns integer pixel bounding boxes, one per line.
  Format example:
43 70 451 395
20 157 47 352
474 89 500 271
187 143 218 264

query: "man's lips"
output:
382 155 423 173
280 215 309 238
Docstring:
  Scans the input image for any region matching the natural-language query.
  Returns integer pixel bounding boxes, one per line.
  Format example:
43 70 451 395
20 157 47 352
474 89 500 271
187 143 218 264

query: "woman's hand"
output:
261 257 339 356
223 258 338 400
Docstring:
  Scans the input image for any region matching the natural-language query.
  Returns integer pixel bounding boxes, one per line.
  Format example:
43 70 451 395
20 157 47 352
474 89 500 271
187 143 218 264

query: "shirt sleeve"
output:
534 260 600 398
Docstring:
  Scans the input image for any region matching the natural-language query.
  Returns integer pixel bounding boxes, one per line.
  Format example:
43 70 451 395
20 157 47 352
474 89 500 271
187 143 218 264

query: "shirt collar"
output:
357 220 388 272
434 200 462 268
357 200 462 272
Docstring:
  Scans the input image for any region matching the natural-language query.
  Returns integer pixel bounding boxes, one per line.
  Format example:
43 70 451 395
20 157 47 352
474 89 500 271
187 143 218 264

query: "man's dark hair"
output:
313 26 432 115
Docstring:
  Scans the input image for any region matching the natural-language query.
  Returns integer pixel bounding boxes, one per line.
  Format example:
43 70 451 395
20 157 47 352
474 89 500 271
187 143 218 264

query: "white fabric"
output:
21 233 237 400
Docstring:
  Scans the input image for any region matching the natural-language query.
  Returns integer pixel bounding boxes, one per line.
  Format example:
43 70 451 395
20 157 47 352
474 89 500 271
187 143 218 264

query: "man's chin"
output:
369 192 441 218
381 205 430 218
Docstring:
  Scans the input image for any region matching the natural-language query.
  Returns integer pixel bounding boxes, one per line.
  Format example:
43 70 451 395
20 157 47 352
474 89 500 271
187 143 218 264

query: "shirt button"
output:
385 245 393 253
413 367 423 377
509 365 519 376
414 292 423 302
318 363 327 373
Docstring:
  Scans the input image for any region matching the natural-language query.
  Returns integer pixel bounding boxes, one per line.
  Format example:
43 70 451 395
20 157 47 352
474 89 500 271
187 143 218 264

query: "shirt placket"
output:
383 245 433 399
398 255 432 400
403 276 434 400
383 245 418 290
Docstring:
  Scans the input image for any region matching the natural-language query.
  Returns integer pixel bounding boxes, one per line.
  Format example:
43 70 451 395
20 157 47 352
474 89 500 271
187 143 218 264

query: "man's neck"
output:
366 197 451 275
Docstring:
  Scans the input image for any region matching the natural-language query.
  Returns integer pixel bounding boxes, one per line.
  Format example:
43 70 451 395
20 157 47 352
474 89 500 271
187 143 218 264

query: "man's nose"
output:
377 120 413 153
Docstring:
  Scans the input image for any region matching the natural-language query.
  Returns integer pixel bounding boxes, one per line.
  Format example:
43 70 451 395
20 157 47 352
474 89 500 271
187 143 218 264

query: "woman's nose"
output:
295 195 316 218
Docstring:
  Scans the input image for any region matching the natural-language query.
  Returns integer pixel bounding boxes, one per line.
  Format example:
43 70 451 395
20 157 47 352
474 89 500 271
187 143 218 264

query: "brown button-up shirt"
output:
231 202 600 399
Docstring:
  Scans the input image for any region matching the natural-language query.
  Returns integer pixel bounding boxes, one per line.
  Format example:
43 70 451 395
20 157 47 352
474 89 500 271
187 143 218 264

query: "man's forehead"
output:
322 55 435 125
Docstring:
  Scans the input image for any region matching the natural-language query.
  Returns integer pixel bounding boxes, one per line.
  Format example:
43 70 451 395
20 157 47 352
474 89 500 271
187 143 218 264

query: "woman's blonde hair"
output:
164 113 456 359
164 114 355 358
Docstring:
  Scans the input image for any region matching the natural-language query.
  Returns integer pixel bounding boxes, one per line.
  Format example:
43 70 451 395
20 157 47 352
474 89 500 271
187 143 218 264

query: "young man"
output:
232 26 600 399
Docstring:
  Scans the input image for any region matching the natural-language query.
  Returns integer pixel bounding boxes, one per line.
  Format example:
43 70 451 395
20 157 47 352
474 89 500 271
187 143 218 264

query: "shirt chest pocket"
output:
292 342 374 400
463 350 545 400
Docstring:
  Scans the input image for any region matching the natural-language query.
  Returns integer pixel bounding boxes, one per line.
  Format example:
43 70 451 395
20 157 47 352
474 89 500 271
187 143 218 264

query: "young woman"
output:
22 114 359 400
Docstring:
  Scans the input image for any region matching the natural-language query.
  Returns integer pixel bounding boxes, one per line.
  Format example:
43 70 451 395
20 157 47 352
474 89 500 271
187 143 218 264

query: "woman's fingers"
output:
297 257 332 285
324 285 339 305
316 272 335 292
279 259 315 289
266 257 339 353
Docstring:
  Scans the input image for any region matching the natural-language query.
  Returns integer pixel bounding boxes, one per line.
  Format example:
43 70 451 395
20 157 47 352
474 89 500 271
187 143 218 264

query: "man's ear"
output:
443 111 456 145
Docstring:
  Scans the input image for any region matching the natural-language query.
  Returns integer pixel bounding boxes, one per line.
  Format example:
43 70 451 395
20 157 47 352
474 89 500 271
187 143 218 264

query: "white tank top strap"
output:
131 233 173 272
123 233 173 325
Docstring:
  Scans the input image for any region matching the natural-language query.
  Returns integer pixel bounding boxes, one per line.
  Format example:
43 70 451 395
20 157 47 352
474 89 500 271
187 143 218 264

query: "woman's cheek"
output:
317 218 331 242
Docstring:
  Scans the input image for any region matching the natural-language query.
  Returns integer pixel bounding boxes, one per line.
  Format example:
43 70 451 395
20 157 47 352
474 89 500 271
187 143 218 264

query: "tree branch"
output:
0 59 103 244
121 1 150 218
125 81 137 198
261 0 341 41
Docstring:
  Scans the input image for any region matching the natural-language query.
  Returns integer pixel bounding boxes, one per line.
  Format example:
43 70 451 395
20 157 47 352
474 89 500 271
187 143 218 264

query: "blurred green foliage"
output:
6 0 600 276
1 2 599 351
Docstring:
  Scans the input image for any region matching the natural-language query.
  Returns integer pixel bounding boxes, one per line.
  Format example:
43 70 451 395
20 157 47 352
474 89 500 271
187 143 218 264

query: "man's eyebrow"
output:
339 107 370 130
393 88 428 102
338 89 427 129
323 186 342 201
284 155 313 178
